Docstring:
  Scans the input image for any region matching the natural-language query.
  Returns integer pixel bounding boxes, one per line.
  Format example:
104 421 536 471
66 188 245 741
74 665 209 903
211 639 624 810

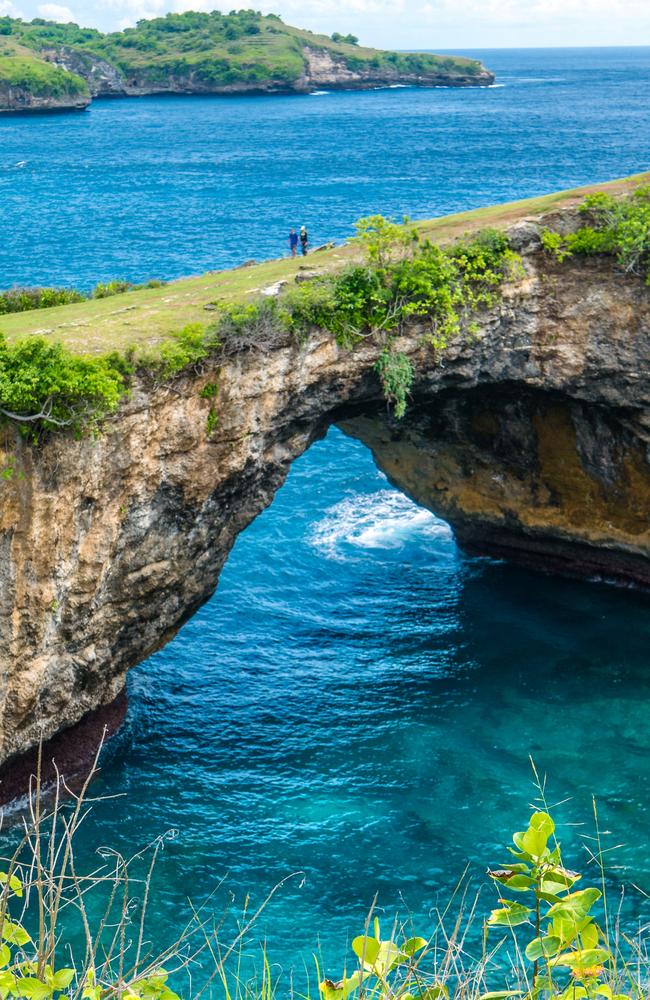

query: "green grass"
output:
0 51 87 96
1 171 648 356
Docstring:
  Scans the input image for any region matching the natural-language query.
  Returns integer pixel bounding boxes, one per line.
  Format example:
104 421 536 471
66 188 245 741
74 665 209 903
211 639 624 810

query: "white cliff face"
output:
0 214 648 772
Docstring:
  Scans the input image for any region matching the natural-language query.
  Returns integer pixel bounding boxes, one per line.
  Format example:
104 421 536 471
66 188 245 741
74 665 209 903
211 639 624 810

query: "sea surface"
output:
2 47 650 986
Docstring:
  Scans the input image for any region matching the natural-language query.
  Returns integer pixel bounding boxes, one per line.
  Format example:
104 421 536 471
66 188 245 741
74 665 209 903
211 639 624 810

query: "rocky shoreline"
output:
23 43 493 112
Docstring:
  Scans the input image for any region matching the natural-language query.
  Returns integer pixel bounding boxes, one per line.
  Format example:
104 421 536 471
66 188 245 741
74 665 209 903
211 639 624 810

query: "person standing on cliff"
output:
288 228 298 257
299 225 309 256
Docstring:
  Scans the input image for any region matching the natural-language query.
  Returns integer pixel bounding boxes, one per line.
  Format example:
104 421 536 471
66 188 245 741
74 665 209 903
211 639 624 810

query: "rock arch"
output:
0 225 648 775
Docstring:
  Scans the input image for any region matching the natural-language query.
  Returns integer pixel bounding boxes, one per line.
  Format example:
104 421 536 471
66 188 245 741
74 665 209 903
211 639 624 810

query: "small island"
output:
0 9 495 113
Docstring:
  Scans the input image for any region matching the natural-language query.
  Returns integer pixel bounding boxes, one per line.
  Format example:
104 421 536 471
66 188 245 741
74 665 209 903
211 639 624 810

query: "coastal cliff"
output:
0 11 493 111
0 180 649 787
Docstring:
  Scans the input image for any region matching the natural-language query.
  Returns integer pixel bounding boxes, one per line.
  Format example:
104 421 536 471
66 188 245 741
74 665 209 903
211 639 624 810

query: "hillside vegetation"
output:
0 9 493 109
0 174 649 437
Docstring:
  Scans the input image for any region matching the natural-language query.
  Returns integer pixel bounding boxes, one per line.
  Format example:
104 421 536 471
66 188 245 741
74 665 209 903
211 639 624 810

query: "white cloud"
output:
37 2 75 19
9 0 650 45
0 0 23 16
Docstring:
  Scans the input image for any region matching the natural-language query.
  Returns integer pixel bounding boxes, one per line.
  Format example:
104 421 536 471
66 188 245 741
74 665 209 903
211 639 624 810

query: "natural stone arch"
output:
0 224 648 778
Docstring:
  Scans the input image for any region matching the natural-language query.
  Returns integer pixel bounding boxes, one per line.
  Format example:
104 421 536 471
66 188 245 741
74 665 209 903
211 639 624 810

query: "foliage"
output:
2 761 650 1000
0 288 85 315
330 31 358 45
0 55 87 97
0 218 518 437
541 186 650 283
286 220 519 364
318 799 645 1000
485 809 617 999
374 348 413 419
0 279 166 316
0 336 126 436
147 323 218 378
320 917 431 1000
353 215 419 268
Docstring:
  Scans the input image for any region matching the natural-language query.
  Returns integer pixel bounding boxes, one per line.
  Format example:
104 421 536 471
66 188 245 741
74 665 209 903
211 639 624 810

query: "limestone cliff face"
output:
0 81 90 113
41 44 493 100
0 213 649 773
296 47 494 91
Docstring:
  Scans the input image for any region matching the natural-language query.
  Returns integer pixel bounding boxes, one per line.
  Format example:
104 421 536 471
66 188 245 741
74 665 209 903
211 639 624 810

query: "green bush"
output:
0 217 519 436
0 336 126 436
0 287 85 314
542 185 650 282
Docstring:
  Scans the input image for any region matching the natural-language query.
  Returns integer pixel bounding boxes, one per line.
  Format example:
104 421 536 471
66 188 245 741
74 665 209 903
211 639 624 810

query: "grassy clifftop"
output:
1 171 647 355
0 9 493 109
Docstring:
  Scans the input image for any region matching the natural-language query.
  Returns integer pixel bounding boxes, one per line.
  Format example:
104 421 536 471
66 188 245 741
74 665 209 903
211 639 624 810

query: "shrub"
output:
542 185 650 281
0 287 85 314
0 336 126 436
92 280 134 299
374 348 413 419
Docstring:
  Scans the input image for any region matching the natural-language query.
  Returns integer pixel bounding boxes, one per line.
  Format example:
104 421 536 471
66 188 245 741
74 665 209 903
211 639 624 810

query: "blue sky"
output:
3 0 650 48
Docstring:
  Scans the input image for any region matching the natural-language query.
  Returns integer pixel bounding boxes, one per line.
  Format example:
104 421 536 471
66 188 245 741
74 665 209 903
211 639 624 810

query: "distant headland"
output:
0 9 495 113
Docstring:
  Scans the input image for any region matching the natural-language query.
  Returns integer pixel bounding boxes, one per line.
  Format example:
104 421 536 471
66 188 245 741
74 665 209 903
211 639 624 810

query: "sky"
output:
2 0 650 49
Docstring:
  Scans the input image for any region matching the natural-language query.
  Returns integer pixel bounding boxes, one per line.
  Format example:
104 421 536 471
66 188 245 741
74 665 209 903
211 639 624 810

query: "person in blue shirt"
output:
288 228 298 257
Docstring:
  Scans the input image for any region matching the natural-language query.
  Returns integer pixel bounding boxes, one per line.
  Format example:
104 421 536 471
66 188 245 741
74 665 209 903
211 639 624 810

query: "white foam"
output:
310 489 452 560
488 83 506 89
308 90 329 96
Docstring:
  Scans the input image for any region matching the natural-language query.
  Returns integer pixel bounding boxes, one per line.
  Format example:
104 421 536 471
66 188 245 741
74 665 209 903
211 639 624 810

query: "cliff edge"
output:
0 174 648 789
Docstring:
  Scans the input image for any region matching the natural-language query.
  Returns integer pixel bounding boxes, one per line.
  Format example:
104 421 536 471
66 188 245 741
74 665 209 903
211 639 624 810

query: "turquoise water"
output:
3 47 650 983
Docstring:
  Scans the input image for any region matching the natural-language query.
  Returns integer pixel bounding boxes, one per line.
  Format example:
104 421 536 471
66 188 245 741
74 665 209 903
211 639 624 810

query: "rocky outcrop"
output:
296 46 494 90
0 81 90 113
0 207 649 782
41 47 128 98
40 43 493 103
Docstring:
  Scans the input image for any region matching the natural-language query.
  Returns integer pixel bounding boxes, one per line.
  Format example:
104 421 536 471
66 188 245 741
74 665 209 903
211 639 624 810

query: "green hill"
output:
0 9 494 111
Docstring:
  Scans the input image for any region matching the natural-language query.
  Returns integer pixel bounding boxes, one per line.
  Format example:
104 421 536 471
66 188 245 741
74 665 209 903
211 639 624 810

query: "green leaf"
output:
14 977 52 1000
552 915 593 946
320 972 364 1000
545 866 580 888
50 970 75 992
0 874 22 899
580 923 599 950
537 891 564 905
402 937 427 956
351 935 380 967
378 940 407 972
0 950 9 972
519 811 555 858
0 973 15 1000
547 888 602 920
487 902 532 927
525 935 561 961
478 993 523 999
1 921 30 947
529 811 555 836
554 947 610 970
487 870 535 891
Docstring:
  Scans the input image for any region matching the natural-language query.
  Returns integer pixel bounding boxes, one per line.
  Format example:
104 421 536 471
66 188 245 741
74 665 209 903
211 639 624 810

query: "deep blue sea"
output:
2 47 650 988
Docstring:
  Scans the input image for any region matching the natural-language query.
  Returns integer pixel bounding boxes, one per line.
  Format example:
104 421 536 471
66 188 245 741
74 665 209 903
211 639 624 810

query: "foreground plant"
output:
318 799 646 1000
484 809 625 1000
0 748 293 1000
